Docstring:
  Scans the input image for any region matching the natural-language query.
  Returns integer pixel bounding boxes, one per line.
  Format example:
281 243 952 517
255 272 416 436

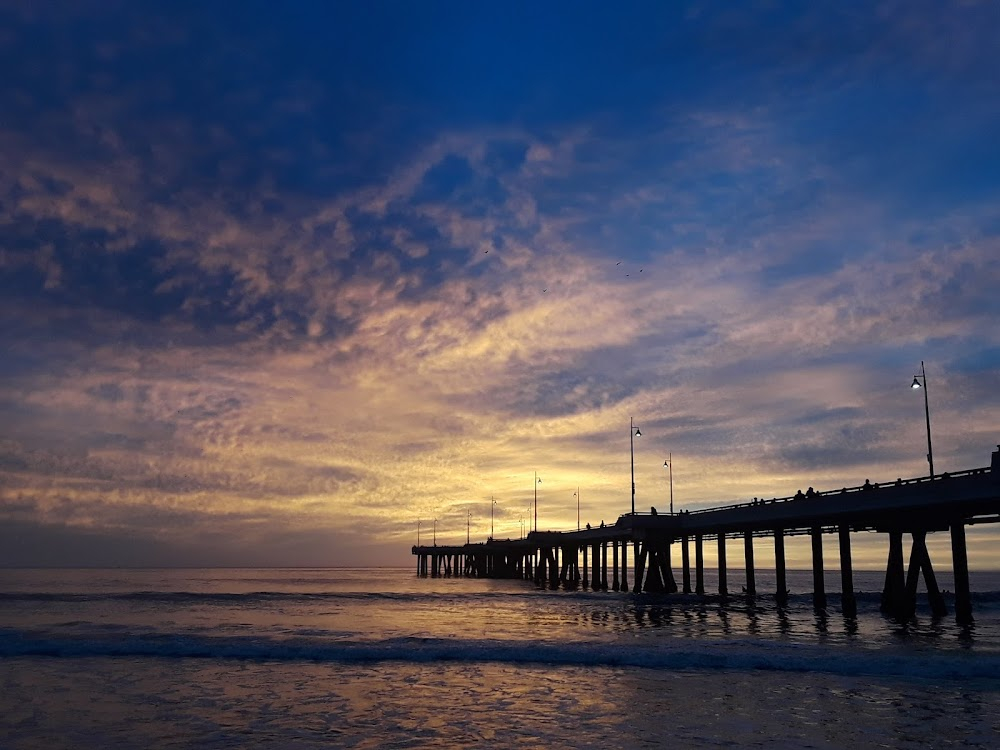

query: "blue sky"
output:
1 1 998 568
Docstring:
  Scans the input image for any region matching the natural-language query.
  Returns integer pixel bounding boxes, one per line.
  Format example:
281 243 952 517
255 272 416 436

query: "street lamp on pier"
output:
663 454 675 515
491 496 497 539
574 488 580 531
630 417 642 514
467 510 471 544
417 520 421 546
911 361 935 478
433 519 437 546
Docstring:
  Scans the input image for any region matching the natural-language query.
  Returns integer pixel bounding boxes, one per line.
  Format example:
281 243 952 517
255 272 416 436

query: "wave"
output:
1 631 997 681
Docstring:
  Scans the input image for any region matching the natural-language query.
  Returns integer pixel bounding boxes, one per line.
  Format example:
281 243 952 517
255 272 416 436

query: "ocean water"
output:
2 567 999 749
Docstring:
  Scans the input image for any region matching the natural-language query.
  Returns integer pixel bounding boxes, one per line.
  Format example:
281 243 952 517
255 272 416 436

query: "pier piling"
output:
743 531 756 597
775 529 787 606
838 524 856 618
681 535 691 594
695 534 705 594
951 521 973 624
717 535 728 596
811 526 826 611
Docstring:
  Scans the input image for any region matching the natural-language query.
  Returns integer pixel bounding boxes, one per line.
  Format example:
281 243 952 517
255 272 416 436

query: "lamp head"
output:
635 428 642 437
911 376 922 389
664 460 669 467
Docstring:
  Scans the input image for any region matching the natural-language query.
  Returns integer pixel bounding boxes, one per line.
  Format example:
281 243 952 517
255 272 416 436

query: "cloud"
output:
1 2 999 566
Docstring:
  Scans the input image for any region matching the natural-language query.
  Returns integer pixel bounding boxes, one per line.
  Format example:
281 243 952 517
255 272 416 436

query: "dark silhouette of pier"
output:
413 445 1000 623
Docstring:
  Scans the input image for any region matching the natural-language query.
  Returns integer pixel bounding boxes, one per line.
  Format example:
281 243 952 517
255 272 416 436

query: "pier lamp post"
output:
911 361 935 478
467 510 471 544
534 473 541 532
574 488 580 531
491 496 497 539
519 514 524 539
630 417 642 515
664 454 674 515
417 520 421 546
433 519 436 546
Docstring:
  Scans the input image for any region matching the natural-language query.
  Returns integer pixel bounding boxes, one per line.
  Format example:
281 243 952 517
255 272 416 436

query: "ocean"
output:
2 566 999 748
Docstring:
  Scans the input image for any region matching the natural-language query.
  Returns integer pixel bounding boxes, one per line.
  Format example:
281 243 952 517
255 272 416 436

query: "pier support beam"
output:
811 526 826 611
717 535 728 596
681 535 691 594
658 542 678 593
600 542 608 590
951 521 973 624
622 541 629 592
881 530 907 619
838 524 856 618
695 534 705 595
642 542 665 592
905 531 947 618
775 528 787 606
633 541 648 594
743 531 756 597
612 541 620 591
582 545 589 588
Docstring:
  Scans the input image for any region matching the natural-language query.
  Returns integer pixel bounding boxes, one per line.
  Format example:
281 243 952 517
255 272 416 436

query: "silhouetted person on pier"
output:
600 520 605 527
805 487 816 499
863 479 873 491
586 523 591 530
650 506 657 515
794 489 805 501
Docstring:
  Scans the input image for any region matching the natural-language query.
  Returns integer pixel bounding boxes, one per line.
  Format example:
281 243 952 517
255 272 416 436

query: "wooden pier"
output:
413 446 1000 623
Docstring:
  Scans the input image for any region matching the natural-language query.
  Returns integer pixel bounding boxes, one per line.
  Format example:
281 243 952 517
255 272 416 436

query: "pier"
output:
413 446 1000 623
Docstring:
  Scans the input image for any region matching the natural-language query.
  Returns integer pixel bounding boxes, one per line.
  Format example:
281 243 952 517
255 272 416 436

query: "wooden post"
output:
601 542 608 591
633 541 648 593
775 528 787 605
695 534 705 594
659 542 678 593
921 538 947 618
743 531 756 596
904 532 922 619
838 524 856 618
611 541 619 591
582 544 589 588
951 521 973 624
644 544 664 592
811 526 826 611
621 540 629 592
681 535 691 594
717 534 728 596
592 542 600 587
881 530 906 619
904 531 947 618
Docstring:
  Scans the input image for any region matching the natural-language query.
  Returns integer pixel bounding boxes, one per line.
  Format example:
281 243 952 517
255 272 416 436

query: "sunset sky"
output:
2 1 998 569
